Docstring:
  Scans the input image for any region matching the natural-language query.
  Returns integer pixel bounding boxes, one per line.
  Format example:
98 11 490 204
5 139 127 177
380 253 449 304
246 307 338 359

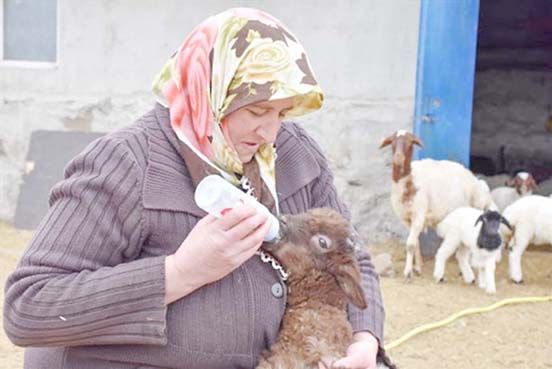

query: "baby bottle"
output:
194 175 280 242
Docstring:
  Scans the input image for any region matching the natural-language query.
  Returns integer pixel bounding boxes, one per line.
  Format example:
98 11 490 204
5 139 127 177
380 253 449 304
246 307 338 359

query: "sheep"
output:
379 130 495 279
433 208 512 294
490 171 537 211
256 208 392 369
502 195 552 283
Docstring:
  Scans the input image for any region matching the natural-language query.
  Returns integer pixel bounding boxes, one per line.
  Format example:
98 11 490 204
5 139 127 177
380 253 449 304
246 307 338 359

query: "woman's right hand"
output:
165 203 271 304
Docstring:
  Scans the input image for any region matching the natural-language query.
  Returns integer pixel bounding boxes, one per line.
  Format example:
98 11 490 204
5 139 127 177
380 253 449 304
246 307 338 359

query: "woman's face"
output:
224 97 294 163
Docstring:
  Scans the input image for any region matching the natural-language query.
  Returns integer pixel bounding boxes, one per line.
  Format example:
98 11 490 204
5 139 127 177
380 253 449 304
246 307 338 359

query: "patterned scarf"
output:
152 8 323 211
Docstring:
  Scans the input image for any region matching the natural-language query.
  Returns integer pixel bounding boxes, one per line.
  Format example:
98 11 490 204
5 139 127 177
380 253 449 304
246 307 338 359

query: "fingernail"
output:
220 208 232 216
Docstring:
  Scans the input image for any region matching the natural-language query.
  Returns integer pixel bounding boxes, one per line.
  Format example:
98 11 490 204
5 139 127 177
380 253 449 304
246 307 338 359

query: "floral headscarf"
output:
152 8 323 209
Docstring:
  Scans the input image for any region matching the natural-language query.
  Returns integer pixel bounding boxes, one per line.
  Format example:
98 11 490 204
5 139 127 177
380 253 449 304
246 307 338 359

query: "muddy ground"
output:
0 223 550 369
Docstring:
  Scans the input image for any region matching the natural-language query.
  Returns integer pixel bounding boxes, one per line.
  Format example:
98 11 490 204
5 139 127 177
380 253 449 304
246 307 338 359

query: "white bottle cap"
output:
195 175 280 242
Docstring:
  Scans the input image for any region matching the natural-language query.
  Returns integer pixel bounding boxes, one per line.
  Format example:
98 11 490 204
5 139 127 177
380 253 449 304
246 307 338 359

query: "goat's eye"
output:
310 234 332 251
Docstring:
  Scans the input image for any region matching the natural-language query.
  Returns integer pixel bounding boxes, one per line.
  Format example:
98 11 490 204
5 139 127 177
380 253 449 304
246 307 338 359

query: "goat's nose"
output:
277 215 289 237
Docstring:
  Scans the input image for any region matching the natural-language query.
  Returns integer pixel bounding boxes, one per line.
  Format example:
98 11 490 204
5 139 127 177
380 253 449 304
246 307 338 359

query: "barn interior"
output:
470 0 552 194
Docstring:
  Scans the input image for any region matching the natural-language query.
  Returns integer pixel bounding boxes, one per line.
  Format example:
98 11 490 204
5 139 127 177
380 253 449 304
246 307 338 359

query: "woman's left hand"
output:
320 331 379 369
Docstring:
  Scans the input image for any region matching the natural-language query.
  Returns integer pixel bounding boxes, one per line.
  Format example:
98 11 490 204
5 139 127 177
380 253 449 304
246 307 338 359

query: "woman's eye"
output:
248 109 266 117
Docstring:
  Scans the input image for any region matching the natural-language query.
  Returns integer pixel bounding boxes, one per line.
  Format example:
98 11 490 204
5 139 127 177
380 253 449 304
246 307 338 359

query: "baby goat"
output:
433 208 512 294
491 171 537 211
257 208 378 369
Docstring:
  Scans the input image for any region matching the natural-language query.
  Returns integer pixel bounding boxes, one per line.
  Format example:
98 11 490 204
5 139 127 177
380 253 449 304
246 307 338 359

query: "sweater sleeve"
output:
3 136 167 348
292 123 385 345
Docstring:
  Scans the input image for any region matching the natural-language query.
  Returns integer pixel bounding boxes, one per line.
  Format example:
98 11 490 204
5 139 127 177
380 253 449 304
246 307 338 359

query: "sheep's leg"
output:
455 247 475 284
509 232 530 284
405 213 426 279
477 267 486 289
433 237 458 282
484 255 497 294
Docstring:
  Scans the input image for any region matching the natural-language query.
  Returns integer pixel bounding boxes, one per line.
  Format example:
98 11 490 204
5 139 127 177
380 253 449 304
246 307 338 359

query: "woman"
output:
4 8 391 369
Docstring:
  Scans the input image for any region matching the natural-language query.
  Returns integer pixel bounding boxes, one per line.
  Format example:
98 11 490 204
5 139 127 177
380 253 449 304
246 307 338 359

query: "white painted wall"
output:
0 0 421 242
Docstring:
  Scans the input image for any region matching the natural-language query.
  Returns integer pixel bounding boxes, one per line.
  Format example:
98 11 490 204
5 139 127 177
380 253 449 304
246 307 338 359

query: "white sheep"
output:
379 131 495 279
433 208 512 294
502 195 552 283
491 172 537 211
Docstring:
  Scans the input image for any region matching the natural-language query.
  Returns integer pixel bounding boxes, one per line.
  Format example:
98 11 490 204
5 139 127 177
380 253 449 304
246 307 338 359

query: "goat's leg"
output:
484 256 497 294
405 214 425 279
477 267 486 289
455 247 475 284
414 242 424 276
508 231 530 283
433 237 458 282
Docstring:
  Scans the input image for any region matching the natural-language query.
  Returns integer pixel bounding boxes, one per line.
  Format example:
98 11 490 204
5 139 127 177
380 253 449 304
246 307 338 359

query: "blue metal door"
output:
413 0 480 167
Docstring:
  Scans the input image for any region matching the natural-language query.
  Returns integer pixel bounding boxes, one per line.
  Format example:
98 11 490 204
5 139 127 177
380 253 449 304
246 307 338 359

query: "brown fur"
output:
379 131 423 183
506 173 538 195
257 208 366 369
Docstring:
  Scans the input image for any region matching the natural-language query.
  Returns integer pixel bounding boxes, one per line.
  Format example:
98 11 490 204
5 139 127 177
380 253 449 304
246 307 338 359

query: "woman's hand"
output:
165 203 270 303
319 331 379 369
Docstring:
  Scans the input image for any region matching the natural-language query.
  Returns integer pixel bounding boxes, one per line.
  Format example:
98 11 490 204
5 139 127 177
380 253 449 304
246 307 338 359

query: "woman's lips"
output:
243 142 260 149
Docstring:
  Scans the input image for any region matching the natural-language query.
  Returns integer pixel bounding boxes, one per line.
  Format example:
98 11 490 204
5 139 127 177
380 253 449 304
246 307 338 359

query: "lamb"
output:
379 130 495 278
490 171 537 211
433 208 512 294
502 195 552 283
256 208 391 369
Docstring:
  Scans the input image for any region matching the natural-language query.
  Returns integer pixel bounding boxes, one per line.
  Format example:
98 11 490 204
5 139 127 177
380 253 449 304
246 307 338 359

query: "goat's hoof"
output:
511 278 524 284
413 267 422 276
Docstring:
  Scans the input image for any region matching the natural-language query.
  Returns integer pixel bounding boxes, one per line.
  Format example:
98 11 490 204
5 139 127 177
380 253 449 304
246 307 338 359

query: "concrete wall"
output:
0 0 421 242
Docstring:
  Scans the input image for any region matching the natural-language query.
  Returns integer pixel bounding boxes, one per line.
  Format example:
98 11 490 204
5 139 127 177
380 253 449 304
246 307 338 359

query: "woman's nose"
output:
256 115 281 142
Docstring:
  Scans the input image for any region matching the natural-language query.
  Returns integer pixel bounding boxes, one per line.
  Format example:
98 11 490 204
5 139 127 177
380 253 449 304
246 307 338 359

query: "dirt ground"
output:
0 222 551 369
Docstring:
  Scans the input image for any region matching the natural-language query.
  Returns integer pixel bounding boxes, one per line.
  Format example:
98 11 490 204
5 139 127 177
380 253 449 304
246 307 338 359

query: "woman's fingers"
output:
225 212 269 240
216 203 257 231
234 218 272 258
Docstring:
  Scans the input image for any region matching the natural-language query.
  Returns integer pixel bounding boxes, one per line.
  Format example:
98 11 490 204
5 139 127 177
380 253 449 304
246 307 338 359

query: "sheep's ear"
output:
474 214 484 227
500 215 513 231
335 264 367 309
379 134 395 149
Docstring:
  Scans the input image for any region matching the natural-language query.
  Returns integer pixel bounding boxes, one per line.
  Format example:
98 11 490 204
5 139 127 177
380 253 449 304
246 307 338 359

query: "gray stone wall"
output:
0 0 421 243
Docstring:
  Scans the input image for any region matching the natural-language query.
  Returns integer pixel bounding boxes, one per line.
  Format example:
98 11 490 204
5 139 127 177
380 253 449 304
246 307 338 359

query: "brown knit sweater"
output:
3 104 386 369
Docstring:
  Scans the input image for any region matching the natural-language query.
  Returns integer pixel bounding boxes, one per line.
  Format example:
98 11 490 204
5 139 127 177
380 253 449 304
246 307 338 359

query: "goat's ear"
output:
474 214 484 227
527 177 538 191
335 264 367 309
412 135 424 148
506 178 515 187
379 134 395 149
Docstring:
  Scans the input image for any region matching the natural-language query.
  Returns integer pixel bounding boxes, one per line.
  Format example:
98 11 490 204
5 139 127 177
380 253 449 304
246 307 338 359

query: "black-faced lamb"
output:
502 195 552 283
491 171 537 211
433 208 512 294
379 130 494 279
256 208 391 369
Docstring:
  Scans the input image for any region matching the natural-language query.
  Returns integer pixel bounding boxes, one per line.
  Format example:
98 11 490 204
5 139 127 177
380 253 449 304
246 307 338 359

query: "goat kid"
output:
491 171 537 211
